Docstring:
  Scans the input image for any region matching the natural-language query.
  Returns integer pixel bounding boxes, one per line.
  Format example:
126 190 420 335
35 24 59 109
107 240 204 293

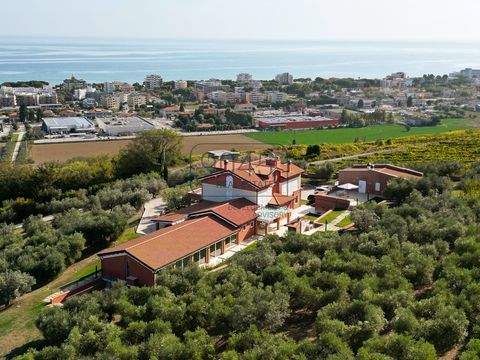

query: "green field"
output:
247 118 475 145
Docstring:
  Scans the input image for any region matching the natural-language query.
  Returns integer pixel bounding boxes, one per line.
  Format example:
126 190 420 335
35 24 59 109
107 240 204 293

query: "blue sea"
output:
1 37 480 85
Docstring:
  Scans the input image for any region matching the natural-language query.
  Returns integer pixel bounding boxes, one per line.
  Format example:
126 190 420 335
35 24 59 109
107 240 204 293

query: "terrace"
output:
327 184 370 206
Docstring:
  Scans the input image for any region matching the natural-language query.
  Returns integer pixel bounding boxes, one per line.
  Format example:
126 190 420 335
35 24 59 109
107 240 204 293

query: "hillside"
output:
12 168 480 359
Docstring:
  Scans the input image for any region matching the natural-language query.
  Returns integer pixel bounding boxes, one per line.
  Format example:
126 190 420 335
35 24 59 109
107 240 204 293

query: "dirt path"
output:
439 345 461 360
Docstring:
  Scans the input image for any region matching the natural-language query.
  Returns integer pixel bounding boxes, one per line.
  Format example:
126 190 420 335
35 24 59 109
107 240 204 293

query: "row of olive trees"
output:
17 173 480 359
0 129 181 224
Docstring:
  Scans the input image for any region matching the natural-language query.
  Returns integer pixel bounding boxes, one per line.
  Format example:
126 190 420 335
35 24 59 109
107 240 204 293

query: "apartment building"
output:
275 72 294 85
267 91 288 103
237 73 253 82
208 91 236 104
0 94 16 108
62 76 88 91
127 93 147 108
144 74 163 90
174 80 188 90
100 93 121 110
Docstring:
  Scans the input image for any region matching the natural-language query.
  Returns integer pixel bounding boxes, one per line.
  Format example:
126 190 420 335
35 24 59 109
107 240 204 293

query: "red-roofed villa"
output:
99 157 304 286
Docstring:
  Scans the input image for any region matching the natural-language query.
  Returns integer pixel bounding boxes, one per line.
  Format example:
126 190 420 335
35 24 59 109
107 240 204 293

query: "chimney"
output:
287 160 292 173
224 159 229 170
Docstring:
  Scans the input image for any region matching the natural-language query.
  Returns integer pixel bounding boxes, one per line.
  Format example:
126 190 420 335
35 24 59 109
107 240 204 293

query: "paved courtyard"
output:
136 197 167 235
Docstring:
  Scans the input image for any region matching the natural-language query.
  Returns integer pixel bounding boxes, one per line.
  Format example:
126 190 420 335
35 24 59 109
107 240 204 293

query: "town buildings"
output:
144 74 163 90
275 72 294 85
103 82 116 94
257 115 339 130
267 91 288 104
0 94 16 108
100 93 121 110
459 68 480 80
381 72 414 88
62 76 88 92
0 85 58 108
98 157 304 285
127 93 147 108
96 116 154 136
207 91 237 104
42 117 96 134
174 80 188 90
237 73 253 82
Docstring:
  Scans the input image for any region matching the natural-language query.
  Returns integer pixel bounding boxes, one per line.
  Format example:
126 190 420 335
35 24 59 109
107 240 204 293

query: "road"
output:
310 147 403 165
11 130 25 163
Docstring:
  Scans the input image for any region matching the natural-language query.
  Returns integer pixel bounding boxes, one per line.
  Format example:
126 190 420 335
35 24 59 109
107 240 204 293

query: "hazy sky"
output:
2 0 480 41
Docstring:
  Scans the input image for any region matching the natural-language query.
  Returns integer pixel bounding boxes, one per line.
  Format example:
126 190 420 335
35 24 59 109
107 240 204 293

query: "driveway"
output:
136 197 167 234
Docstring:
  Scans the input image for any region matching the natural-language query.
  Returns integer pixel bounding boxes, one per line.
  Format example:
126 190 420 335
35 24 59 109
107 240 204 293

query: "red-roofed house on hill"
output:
338 164 423 196
314 163 423 213
99 157 304 286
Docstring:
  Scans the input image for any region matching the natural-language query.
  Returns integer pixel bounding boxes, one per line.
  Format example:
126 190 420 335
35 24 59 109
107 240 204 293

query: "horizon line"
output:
2 34 480 44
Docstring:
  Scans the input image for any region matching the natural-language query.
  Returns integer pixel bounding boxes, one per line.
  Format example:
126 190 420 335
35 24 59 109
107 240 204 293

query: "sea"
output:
1 37 480 85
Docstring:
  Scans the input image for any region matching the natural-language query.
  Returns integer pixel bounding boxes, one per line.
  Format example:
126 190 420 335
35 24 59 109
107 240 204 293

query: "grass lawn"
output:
115 226 139 244
317 210 345 224
337 214 353 228
246 118 473 145
303 213 320 222
0 225 140 357
70 226 139 282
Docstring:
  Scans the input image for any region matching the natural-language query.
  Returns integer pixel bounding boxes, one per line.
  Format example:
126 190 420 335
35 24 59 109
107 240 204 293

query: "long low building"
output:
42 117 95 134
96 116 154 136
257 115 339 130
99 198 258 286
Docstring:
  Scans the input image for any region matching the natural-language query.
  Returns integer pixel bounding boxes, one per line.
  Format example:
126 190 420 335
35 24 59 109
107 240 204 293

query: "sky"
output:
2 0 480 41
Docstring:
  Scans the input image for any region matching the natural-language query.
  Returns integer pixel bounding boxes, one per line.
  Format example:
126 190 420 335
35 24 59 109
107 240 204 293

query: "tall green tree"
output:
19 104 28 122
115 129 182 178
36 108 43 122
407 96 413 107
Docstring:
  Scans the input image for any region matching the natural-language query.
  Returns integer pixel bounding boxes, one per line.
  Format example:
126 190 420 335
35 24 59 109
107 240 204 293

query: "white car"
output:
315 185 332 192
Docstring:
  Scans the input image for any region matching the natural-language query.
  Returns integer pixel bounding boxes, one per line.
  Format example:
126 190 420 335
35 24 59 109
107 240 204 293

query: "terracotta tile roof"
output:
153 199 259 227
153 201 218 223
341 164 423 180
207 165 271 189
269 193 295 206
274 162 304 179
98 215 236 270
191 198 258 226
374 168 422 179
211 159 303 186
